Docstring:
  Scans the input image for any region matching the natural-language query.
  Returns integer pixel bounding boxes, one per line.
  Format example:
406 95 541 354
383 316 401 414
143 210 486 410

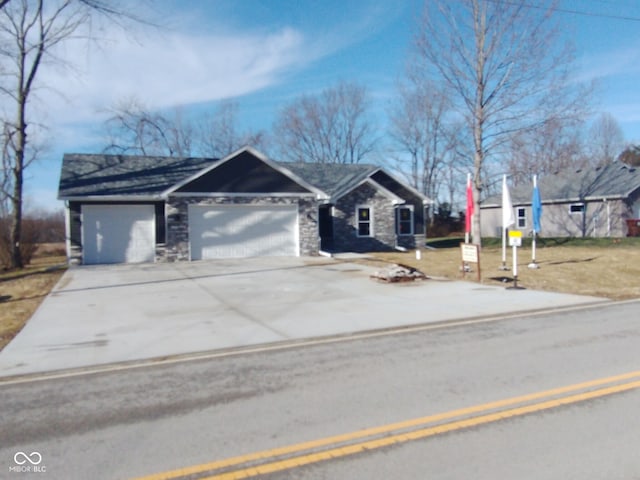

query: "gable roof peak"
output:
166 147 326 198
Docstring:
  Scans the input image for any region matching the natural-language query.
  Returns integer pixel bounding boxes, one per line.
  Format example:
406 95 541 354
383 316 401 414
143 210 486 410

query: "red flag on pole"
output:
465 173 474 237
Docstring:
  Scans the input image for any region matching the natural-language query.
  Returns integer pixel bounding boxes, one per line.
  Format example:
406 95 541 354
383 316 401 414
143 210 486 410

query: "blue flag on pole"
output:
532 175 542 234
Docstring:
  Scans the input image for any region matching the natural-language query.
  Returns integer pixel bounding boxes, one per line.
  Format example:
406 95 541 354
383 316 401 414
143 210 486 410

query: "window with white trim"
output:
396 205 414 235
517 207 526 228
569 203 585 214
356 206 372 237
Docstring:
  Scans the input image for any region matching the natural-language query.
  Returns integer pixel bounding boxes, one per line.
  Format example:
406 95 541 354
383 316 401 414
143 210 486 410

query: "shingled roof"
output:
280 162 379 198
482 162 640 207
58 150 398 201
58 153 217 198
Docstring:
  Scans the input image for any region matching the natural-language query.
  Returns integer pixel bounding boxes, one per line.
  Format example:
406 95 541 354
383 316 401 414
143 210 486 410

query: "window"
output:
570 203 585 214
396 206 414 235
517 207 526 228
356 206 372 237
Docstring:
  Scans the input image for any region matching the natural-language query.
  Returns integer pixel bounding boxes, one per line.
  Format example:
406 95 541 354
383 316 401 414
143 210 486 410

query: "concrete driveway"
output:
0 256 607 378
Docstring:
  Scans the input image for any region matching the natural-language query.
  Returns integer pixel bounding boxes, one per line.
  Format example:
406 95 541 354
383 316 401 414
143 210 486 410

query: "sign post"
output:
460 243 481 282
507 230 525 289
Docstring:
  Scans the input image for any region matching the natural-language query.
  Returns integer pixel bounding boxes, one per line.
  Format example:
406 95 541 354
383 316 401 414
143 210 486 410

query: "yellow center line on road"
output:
132 370 640 480
203 378 640 480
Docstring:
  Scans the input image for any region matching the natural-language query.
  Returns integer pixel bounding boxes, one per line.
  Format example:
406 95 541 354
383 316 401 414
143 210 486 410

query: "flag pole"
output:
500 174 513 271
531 174 537 265
531 230 537 264
462 173 474 274
501 225 508 270
528 174 541 269
465 173 471 244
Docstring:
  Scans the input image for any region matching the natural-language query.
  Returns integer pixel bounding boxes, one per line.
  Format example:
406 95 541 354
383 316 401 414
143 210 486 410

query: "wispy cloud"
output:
18 0 403 125
577 43 640 84
575 42 640 138
36 25 310 124
13 19 315 211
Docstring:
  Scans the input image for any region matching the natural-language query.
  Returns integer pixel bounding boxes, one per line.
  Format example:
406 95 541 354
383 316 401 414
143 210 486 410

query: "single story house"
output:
480 162 640 238
58 146 432 264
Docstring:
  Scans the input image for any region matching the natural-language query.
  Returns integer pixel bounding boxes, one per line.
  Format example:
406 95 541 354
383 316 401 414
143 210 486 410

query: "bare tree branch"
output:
103 97 184 157
389 76 456 209
274 82 377 164
196 101 267 159
587 112 625 167
104 98 267 159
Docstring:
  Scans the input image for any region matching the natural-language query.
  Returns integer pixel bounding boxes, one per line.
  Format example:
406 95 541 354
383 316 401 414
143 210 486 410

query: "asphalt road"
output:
1 300 639 479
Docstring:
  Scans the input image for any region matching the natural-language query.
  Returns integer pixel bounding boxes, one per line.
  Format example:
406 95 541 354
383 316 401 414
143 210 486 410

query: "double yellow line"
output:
133 370 640 480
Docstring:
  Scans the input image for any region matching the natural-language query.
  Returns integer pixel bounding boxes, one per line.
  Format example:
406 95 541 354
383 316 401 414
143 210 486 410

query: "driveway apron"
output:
0 257 606 377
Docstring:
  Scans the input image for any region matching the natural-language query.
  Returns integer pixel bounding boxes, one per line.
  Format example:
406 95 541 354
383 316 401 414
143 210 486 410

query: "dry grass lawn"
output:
367 238 640 301
0 254 67 352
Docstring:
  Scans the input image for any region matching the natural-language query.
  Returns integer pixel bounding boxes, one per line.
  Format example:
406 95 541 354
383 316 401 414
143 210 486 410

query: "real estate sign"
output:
460 243 481 281
508 230 522 247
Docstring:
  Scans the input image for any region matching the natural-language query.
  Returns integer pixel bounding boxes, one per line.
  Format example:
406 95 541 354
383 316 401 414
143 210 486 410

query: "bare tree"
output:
196 101 267 158
507 118 587 185
618 145 640 166
0 0 150 269
587 112 625 167
105 98 267 159
274 82 377 164
415 0 590 244
104 97 193 157
0 0 91 268
389 75 458 211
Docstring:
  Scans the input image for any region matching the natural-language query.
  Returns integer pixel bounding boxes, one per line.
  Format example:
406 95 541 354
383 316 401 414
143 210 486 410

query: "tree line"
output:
0 0 636 268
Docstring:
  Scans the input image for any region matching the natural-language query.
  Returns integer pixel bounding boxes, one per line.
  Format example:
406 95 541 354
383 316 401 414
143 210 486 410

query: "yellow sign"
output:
508 230 522 247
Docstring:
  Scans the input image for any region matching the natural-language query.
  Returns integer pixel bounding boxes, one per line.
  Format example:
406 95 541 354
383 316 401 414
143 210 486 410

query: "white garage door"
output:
82 204 156 264
189 204 299 260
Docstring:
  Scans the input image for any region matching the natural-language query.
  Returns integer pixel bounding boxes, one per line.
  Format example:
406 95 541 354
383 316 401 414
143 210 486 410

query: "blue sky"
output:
11 0 640 211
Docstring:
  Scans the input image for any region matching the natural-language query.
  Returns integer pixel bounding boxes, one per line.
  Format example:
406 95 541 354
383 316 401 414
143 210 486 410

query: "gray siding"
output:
481 198 632 238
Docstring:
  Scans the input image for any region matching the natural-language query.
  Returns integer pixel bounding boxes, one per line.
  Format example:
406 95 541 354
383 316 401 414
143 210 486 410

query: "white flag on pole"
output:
502 174 515 229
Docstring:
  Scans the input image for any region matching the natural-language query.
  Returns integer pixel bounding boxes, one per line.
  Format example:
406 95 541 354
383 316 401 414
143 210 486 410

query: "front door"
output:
318 205 334 251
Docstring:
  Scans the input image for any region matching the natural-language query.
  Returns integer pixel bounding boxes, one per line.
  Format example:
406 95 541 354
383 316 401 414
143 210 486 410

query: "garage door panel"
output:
189 205 298 260
83 205 155 264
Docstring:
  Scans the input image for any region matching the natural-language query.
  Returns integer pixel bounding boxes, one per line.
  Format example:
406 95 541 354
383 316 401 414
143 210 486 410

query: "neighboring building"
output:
58 147 432 264
480 162 640 238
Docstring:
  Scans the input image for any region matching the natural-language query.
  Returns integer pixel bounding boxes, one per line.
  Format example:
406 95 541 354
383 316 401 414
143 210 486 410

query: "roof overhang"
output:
332 177 405 204
58 195 163 202
370 168 435 205
169 192 317 198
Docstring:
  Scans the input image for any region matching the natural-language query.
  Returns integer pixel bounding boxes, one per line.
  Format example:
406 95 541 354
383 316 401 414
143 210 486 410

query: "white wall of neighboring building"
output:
480 198 630 238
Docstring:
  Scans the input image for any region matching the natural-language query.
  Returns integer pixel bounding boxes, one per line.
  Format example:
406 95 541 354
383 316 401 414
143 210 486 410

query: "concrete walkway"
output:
0 256 607 378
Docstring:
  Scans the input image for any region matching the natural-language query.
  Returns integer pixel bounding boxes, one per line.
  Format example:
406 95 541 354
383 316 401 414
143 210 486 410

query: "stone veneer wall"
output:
162 195 319 261
332 183 396 252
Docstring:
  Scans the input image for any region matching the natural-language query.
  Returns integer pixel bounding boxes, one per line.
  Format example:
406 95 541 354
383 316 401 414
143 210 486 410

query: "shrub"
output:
0 210 64 268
